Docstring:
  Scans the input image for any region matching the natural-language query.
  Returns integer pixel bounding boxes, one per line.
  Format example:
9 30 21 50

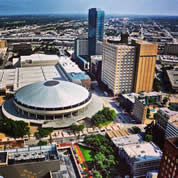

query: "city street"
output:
92 82 136 125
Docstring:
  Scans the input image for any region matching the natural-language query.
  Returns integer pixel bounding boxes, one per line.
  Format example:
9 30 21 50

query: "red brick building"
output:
158 137 178 178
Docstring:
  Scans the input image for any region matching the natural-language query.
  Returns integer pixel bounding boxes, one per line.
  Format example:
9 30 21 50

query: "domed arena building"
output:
2 80 103 128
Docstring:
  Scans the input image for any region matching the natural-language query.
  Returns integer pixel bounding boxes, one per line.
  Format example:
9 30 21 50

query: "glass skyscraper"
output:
88 8 104 55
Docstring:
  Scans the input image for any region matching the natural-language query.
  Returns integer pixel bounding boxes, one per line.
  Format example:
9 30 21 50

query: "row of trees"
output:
0 117 30 138
91 107 116 126
71 124 84 133
83 134 119 178
35 128 53 138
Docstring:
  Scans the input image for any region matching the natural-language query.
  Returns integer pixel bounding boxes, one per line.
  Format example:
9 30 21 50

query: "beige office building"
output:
101 40 136 95
101 38 158 95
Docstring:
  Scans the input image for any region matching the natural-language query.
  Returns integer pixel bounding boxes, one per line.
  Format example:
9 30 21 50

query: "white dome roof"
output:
15 80 90 109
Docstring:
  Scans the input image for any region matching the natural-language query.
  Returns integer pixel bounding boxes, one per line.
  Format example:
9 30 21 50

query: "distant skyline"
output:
0 0 178 16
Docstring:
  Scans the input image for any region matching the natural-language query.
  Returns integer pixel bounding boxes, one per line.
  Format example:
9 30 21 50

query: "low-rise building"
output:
119 93 139 112
167 67 178 92
160 55 178 66
156 108 178 139
0 66 65 93
132 92 162 124
120 142 162 177
20 54 59 67
111 134 143 151
164 43 178 56
58 56 91 88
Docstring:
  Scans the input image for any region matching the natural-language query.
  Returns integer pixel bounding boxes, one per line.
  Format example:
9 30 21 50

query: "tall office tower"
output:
133 40 158 93
158 137 178 178
74 38 88 58
101 39 136 96
88 8 104 55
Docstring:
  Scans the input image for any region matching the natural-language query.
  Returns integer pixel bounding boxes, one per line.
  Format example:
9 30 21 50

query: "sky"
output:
0 0 178 16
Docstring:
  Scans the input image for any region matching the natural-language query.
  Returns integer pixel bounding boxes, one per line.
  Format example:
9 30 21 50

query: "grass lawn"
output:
79 145 93 162
102 120 112 126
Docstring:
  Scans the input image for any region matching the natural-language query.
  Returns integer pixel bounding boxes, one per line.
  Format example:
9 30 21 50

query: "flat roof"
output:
160 55 178 63
90 55 102 61
122 142 162 162
58 56 90 80
21 54 59 62
167 69 178 88
107 129 132 138
122 92 161 104
158 108 178 127
122 93 139 103
0 66 66 91
111 134 143 148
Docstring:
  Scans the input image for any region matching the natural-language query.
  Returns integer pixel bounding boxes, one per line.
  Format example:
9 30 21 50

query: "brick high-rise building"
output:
158 137 178 178
133 40 158 93
101 38 158 96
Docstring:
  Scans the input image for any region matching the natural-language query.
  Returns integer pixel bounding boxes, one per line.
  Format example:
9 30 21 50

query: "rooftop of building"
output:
20 54 59 63
134 40 154 44
15 80 90 109
158 108 178 127
0 147 79 178
0 65 65 91
58 56 90 80
169 95 178 103
122 142 162 162
122 91 161 104
167 68 178 88
122 93 140 103
90 55 102 61
111 134 143 148
107 129 132 139
160 55 178 62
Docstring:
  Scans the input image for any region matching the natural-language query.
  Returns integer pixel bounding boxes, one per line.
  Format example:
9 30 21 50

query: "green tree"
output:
132 126 141 133
153 113 157 120
153 78 161 92
37 128 53 138
144 134 152 142
94 152 107 170
0 118 30 138
147 108 151 118
92 170 102 178
91 107 116 126
163 97 169 105
37 140 47 146
71 124 84 133
122 90 127 94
